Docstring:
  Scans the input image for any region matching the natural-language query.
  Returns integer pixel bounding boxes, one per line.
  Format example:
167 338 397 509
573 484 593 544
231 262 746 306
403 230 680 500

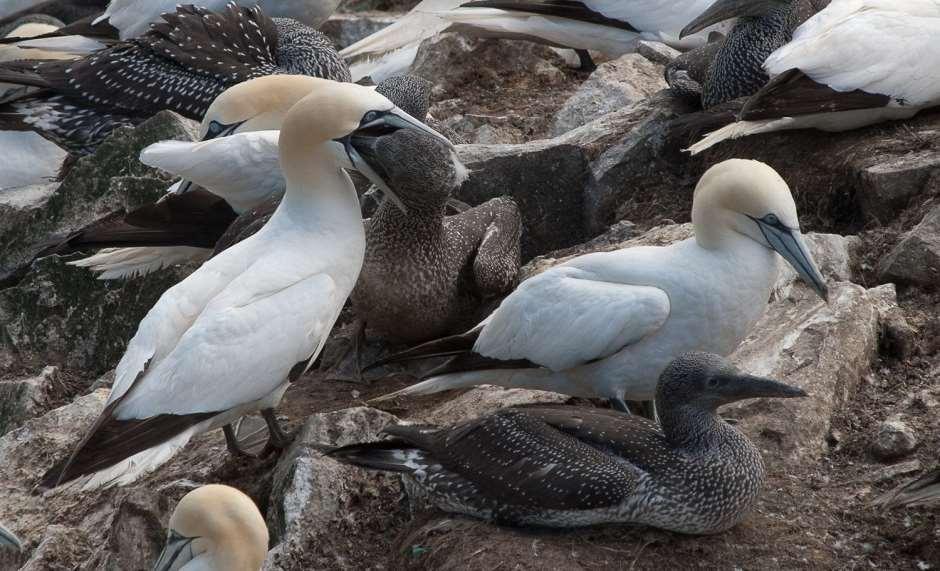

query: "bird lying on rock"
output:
370 158 828 413
0 4 350 154
331 352 807 533
0 524 22 552
153 484 267 571
682 0 940 153
40 78 453 490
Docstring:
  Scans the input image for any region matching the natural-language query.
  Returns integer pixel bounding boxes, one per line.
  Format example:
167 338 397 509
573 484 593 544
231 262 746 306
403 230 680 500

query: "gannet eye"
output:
361 110 381 124
205 120 225 140
763 214 781 227
706 376 720 388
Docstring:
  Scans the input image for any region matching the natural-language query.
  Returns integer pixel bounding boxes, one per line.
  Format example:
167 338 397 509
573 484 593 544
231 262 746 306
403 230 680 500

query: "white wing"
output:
98 0 231 39
765 1 940 106
140 131 283 213
475 263 670 371
584 0 717 35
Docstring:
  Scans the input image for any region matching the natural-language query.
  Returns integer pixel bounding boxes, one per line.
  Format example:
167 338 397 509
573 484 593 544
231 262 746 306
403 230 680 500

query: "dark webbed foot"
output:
574 49 597 72
322 319 370 384
467 197 523 298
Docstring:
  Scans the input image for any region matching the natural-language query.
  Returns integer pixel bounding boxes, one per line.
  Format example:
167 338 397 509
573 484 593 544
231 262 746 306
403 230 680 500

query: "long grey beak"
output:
756 219 829 302
152 531 196 571
728 374 808 401
332 106 453 214
680 0 788 38
0 524 21 552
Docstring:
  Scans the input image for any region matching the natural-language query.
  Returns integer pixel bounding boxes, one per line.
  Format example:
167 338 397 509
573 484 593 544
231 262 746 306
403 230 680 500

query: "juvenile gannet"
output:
153 485 267 571
0 524 22 552
332 352 806 532
684 0 940 154
46 75 432 280
371 159 828 412
0 4 350 154
40 78 452 490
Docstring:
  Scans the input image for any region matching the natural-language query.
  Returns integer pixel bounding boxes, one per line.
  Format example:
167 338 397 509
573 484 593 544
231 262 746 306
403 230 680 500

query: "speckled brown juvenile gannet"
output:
330 352 807 533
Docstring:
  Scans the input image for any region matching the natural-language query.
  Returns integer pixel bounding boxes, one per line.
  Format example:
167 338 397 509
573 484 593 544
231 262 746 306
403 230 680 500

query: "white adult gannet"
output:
372 159 828 411
41 78 451 490
685 0 940 154
0 524 22 552
342 0 729 81
153 485 267 571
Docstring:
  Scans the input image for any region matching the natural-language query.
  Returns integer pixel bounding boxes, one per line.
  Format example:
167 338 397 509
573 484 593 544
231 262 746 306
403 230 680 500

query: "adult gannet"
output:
332 353 806 532
0 4 350 154
40 78 452 490
684 0 940 154
43 75 431 280
371 159 828 412
0 524 22 552
153 485 267 571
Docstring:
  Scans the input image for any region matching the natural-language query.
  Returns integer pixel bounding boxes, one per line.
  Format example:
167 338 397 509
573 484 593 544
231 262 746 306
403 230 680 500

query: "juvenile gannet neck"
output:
333 352 807 533
153 485 267 571
369 158 827 408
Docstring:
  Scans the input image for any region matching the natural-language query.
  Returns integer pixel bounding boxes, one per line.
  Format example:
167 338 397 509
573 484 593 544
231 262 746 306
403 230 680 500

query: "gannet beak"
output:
0 524 21 552
332 106 453 214
724 373 808 402
680 0 788 38
753 217 829 302
152 530 196 571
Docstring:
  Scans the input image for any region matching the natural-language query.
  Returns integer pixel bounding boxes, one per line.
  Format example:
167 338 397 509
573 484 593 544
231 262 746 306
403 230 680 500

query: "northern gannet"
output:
332 352 806 532
0 4 350 154
153 485 267 571
684 0 940 154
0 523 22 552
46 75 432 280
40 78 452 490
371 159 828 412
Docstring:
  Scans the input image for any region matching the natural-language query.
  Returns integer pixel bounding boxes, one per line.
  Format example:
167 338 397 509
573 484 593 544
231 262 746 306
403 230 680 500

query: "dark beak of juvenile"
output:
680 0 788 38
727 373 808 401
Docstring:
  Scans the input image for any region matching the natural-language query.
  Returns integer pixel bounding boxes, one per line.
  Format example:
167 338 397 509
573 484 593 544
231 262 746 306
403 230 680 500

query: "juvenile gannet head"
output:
692 158 828 301
0 523 21 552
152 485 267 571
279 78 453 212
681 0 789 38
657 352 807 412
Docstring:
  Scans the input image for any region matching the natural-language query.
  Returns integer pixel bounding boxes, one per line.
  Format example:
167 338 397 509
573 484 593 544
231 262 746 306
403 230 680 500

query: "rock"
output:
0 366 58 437
0 255 192 376
319 11 398 50
868 284 918 359
267 406 400 551
863 459 923 485
857 150 940 219
18 525 93 571
877 204 940 288
870 419 918 461
551 54 666 136
414 386 570 425
636 41 681 65
0 110 198 273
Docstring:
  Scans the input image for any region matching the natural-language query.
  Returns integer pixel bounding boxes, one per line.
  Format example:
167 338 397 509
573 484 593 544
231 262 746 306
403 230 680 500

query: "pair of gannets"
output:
333 352 807 533
154 485 267 571
41 78 452 490
683 0 940 153
0 4 350 153
373 158 828 412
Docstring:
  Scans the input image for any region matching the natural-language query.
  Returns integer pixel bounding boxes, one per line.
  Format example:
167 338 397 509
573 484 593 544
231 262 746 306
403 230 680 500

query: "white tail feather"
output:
69 246 210 280
370 368 571 403
686 118 794 155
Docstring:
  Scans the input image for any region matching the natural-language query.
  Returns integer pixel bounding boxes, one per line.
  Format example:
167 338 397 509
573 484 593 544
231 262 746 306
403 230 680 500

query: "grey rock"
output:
319 11 398 50
871 419 918 461
878 204 940 288
551 54 666 136
636 40 681 66
864 459 923 485
414 385 570 425
858 150 940 219
18 525 93 571
869 283 918 359
0 366 57 437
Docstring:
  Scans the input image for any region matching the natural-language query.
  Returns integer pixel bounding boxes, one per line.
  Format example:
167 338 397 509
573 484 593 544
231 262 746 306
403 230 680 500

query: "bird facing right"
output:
330 352 808 534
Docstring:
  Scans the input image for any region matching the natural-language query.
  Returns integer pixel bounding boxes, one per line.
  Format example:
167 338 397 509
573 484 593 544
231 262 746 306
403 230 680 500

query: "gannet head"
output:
657 352 807 413
680 0 790 38
0 524 21 552
279 79 454 213
152 485 267 571
692 158 828 301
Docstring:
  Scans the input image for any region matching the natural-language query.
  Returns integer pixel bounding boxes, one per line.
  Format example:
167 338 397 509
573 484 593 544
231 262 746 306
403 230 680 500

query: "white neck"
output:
273 142 362 232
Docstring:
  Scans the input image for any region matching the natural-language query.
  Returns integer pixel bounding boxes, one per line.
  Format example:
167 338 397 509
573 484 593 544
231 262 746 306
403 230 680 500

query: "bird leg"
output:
223 424 255 458
260 408 293 454
574 49 597 72
323 318 369 384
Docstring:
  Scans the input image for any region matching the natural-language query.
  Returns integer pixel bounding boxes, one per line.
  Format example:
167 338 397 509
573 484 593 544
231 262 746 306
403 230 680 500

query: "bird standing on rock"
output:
370 158 828 413
331 352 807 533
0 3 350 154
40 78 453 490
153 484 267 571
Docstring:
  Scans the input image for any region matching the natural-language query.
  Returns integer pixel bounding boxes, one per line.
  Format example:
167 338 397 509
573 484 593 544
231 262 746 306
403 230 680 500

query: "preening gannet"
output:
41 77 453 490
153 485 267 571
371 159 828 411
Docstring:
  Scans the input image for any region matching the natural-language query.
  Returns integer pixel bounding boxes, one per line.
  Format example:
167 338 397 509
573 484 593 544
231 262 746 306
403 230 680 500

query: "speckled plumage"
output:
331 352 806 533
0 4 349 153
352 130 522 344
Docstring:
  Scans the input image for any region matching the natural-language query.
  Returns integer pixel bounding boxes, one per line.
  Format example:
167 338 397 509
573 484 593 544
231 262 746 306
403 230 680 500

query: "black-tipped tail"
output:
459 0 639 32
326 440 426 474
364 328 482 372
